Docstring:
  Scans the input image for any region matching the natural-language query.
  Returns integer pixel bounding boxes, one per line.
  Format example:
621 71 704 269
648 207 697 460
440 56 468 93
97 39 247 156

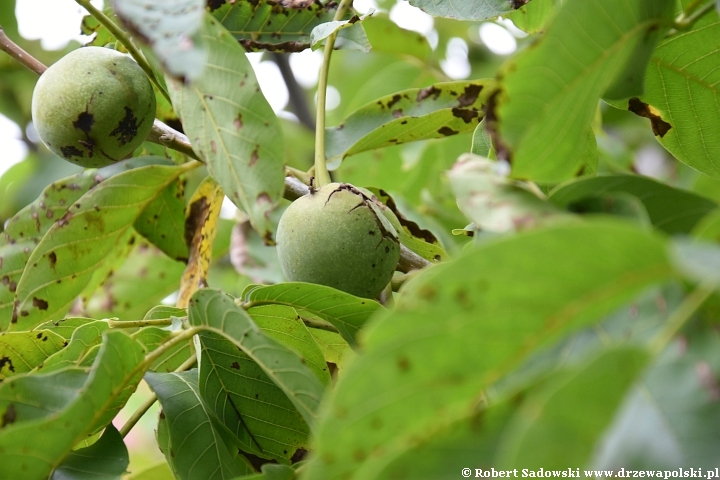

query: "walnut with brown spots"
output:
31 46 156 168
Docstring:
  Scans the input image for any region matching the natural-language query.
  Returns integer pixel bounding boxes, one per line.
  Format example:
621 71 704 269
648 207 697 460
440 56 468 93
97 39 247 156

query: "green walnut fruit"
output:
31 46 156 168
277 183 401 299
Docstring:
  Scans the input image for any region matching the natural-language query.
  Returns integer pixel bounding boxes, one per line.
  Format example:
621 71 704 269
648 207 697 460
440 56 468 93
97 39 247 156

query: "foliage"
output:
1 0 720 478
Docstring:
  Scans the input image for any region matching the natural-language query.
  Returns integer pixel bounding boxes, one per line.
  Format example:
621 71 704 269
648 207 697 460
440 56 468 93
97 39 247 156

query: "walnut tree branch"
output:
0 26 47 75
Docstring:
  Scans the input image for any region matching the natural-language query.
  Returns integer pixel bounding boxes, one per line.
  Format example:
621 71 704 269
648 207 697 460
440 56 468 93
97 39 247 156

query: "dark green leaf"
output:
51 424 129 480
550 175 717 234
497 348 649 468
0 330 66 379
0 331 145 479
595 328 720 469
11 160 185 330
304 221 674 479
168 15 285 242
111 0 207 80
491 0 675 182
243 283 382 346
197 332 310 462
146 370 255 479
189 289 325 425
134 177 189 261
326 80 494 165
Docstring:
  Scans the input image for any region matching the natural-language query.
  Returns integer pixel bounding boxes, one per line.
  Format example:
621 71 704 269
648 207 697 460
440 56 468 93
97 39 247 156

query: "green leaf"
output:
303 221 674 479
11 160 185 330
621 10 720 179
249 305 331 385
168 15 285 242
84 240 185 321
51 424 129 480
362 14 431 61
365 188 449 263
0 330 67 380
126 461 175 480
310 14 371 52
326 80 494 165
497 347 649 468
132 327 193 373
449 154 565 233
0 331 145 479
197 332 310 462
491 0 675 182
0 158 166 330
595 328 720 469
243 283 382 346
38 320 108 373
146 370 254 480
671 238 720 287
505 0 560 33
210 0 338 52
134 177 189 262
111 0 207 81
36 317 96 340
189 289 325 425
549 175 718 234
307 328 350 369
408 0 519 20
471 119 493 157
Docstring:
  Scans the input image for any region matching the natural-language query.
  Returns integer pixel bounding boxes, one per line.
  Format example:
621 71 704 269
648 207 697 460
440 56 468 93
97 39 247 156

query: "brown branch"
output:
0 26 47 75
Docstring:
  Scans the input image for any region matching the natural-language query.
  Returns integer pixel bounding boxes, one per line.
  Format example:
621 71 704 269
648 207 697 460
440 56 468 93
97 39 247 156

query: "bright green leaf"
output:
505 0 560 33
326 80 494 166
243 283 382 346
0 331 145 479
38 320 108 373
310 14 371 52
0 330 66 379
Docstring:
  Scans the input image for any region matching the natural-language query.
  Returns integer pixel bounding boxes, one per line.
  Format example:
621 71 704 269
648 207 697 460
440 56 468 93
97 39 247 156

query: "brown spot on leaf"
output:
49 252 57 267
0 357 15 373
417 85 440 102
33 297 49 310
457 84 483 107
1 404 16 428
250 146 259 166
438 126 458 136
510 0 530 8
291 448 308 463
628 97 672 137
392 109 403 118
451 108 479 123
386 94 402 109
233 113 243 130
231 361 240 369
397 356 410 371
210 140 217 154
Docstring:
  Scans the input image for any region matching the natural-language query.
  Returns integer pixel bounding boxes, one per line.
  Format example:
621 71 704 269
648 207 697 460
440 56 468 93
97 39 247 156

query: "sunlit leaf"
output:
243 283 382 346
131 327 193 373
0 330 66 379
168 15 285 242
326 80 495 166
490 0 675 182
505 0 560 33
363 14 431 61
0 331 145 479
310 13 371 52
38 320 108 373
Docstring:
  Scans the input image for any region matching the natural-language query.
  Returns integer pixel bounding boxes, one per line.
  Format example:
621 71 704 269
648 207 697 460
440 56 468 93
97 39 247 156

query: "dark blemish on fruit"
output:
73 110 95 133
628 97 672 137
439 126 458 136
385 246 390 253
60 145 84 159
368 231 375 235
110 107 140 146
